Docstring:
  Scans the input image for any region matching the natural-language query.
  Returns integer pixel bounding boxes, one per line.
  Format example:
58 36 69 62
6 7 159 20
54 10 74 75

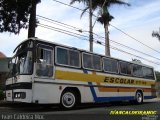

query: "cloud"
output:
0 0 160 71
110 0 160 29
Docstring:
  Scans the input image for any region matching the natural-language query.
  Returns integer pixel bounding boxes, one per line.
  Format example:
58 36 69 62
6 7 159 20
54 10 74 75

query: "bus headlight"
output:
17 93 20 98
14 92 26 99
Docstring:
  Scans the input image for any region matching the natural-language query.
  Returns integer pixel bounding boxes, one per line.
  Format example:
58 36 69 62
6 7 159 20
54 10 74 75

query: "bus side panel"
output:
76 85 94 103
32 82 96 104
32 82 61 104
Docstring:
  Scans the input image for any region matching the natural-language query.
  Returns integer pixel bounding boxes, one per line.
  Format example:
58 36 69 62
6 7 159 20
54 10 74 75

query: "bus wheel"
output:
60 90 76 109
135 91 143 104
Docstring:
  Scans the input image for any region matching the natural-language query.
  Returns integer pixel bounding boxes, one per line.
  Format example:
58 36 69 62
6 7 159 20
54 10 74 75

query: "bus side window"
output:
57 48 68 65
93 55 101 70
133 64 143 77
120 62 131 75
69 50 80 67
142 67 154 79
83 53 101 71
36 47 53 77
83 53 92 69
103 58 118 73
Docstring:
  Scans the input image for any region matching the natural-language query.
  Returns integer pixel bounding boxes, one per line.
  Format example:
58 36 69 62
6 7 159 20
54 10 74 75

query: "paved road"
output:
0 99 160 120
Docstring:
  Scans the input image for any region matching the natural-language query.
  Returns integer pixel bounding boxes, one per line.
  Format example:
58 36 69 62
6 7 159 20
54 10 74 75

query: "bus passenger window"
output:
83 53 92 69
36 48 53 77
142 67 154 79
103 58 118 73
93 55 101 70
133 64 143 77
69 50 80 67
120 62 131 75
57 48 68 65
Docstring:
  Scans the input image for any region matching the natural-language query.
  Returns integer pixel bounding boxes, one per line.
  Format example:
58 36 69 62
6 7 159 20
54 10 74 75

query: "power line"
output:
110 46 160 66
37 15 160 62
52 0 85 13
110 40 160 61
37 23 160 66
109 24 160 54
38 23 89 39
93 33 160 61
38 23 89 41
52 0 160 55
37 15 90 38
95 40 160 65
37 15 84 32
52 0 97 17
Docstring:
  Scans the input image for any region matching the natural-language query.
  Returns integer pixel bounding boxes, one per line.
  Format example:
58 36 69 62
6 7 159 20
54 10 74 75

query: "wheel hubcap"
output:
137 93 142 103
62 92 75 108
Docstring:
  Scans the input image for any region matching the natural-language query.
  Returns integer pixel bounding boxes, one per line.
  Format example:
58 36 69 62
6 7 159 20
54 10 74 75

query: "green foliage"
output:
70 0 130 25
97 11 114 25
0 0 40 34
152 28 160 41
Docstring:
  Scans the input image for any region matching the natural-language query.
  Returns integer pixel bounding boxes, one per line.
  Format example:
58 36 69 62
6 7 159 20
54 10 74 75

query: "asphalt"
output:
0 97 160 106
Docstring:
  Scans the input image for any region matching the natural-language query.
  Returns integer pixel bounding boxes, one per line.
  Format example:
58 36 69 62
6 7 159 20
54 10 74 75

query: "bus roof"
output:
16 37 154 69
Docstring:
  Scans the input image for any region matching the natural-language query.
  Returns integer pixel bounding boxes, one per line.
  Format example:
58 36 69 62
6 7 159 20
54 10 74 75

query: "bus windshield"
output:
18 50 33 74
11 50 33 75
7 40 34 77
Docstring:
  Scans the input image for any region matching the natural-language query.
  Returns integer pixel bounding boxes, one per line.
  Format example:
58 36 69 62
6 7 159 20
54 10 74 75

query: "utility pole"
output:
28 0 37 38
89 0 93 52
104 23 110 56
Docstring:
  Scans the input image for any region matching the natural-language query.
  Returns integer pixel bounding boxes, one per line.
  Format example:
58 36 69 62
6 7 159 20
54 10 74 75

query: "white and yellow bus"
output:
5 38 156 109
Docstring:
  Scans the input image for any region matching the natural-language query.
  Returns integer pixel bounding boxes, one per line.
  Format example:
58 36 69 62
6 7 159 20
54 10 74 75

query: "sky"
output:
0 0 160 71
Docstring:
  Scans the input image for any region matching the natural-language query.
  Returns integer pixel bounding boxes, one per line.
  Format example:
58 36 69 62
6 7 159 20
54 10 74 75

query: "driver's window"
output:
36 46 53 77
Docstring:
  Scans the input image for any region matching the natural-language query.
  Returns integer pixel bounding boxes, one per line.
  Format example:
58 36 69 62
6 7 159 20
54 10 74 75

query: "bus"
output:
5 38 157 109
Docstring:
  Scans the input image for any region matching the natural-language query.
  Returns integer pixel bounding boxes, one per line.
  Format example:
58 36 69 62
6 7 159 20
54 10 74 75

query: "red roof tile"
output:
0 52 6 58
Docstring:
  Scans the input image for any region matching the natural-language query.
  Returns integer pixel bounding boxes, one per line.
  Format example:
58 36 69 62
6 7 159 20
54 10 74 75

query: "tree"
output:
70 0 130 56
97 7 114 56
0 0 40 37
152 28 160 41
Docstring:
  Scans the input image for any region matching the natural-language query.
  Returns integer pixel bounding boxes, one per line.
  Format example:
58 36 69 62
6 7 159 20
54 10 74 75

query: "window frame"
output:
55 46 81 68
142 66 155 80
102 57 119 74
119 61 132 76
36 44 54 78
132 64 143 77
82 52 102 71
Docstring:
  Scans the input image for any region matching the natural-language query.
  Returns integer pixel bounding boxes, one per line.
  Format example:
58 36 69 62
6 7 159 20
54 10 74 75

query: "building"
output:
0 52 10 88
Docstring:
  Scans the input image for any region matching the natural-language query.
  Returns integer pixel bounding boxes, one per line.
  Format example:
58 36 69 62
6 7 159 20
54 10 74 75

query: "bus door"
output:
35 44 54 79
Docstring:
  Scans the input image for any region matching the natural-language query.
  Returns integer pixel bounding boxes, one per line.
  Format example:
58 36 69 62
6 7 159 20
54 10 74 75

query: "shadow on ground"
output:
0 101 153 113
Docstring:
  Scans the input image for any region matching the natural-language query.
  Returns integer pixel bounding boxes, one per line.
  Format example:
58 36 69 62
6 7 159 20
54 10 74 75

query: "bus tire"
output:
60 90 77 109
134 91 143 104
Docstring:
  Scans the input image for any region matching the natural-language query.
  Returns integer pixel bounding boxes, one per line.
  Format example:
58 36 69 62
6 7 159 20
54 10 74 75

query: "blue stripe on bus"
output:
83 69 88 74
88 82 135 102
83 70 154 102
88 82 154 102
144 96 156 99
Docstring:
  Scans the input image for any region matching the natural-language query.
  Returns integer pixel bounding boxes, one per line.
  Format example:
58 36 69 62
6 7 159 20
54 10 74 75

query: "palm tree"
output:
70 0 130 56
97 6 114 56
152 28 160 41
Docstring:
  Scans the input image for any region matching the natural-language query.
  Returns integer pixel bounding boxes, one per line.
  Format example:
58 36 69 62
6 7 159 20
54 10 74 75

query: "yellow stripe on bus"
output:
55 70 155 87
